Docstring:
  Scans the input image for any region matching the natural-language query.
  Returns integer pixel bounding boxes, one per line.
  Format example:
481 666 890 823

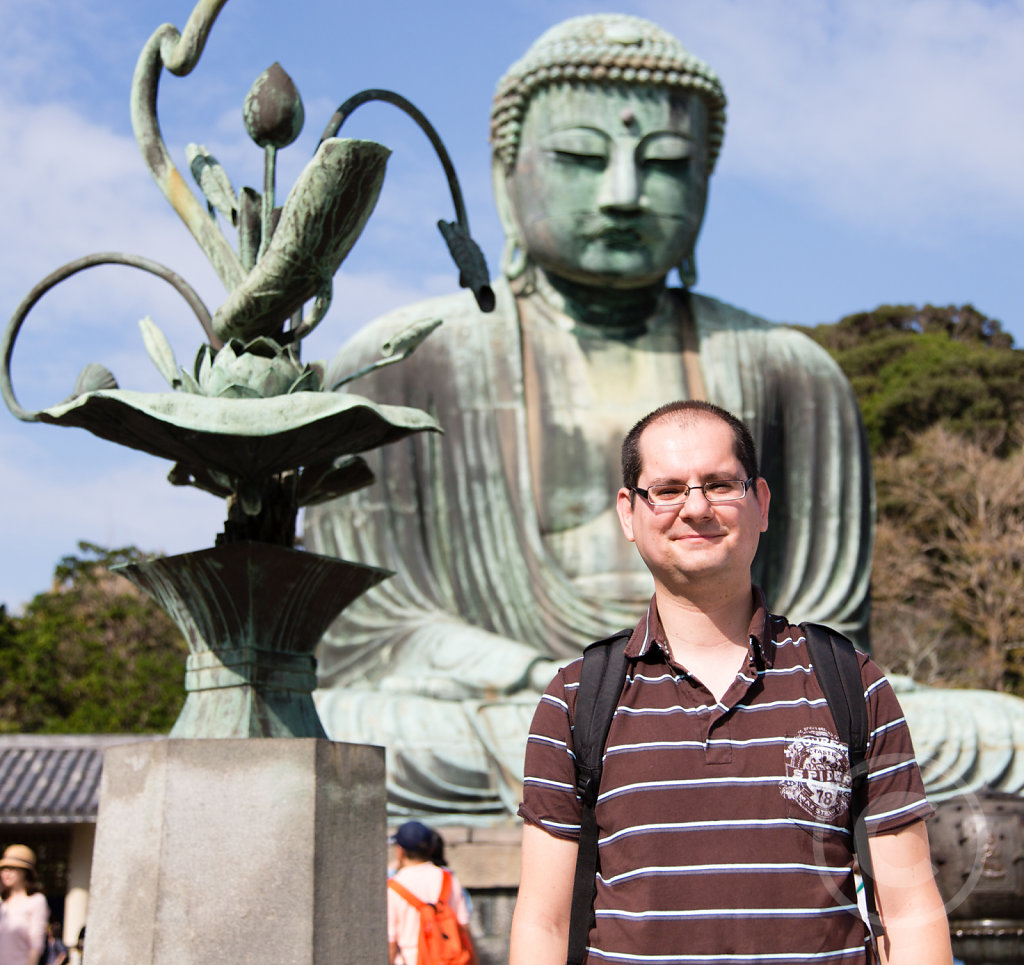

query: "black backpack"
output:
566 622 882 965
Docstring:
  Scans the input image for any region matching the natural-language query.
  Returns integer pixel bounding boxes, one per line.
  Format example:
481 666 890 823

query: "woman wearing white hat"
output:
0 844 49 965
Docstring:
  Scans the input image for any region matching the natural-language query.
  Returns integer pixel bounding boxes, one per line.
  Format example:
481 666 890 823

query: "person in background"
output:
425 826 473 918
42 921 68 965
387 821 473 965
0 844 49 965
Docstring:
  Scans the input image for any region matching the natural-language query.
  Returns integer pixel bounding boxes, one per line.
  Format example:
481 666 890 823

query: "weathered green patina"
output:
0 0 480 739
306 13 1024 817
306 13 873 814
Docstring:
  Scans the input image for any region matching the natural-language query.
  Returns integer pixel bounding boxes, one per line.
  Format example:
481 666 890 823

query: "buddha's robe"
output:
891 678 1024 802
306 277 875 814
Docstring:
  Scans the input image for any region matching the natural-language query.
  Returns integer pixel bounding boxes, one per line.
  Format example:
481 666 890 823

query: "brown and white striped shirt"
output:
519 590 932 964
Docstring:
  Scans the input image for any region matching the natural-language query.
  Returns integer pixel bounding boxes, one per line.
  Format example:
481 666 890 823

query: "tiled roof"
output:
0 735 162 824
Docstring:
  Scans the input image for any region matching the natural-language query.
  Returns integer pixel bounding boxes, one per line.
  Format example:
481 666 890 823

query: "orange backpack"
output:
388 869 475 965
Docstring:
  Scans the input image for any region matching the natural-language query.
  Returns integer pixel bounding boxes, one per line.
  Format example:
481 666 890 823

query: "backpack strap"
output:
388 870 452 907
388 877 426 910
438 869 452 904
567 629 631 965
801 622 885 954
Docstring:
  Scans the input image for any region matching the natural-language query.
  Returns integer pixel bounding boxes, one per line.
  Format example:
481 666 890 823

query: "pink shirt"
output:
0 892 49 965
387 863 470 965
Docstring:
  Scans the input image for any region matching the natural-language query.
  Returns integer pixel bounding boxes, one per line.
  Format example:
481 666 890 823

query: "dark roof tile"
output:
0 735 163 824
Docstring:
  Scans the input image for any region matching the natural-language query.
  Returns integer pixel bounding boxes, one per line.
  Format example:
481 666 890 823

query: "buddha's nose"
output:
598 150 642 213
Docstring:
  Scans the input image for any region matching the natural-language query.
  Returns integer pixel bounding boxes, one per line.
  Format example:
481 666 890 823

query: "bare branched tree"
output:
871 426 1024 693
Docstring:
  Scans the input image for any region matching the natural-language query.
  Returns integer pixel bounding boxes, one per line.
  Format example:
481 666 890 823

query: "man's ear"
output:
616 487 637 542
755 476 771 533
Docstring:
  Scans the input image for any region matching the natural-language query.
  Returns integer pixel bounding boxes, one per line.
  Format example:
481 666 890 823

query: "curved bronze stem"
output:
1 253 216 422
320 89 469 228
319 90 494 313
130 0 244 293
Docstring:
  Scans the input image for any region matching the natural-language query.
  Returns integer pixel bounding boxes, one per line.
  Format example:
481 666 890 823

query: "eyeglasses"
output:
630 478 754 507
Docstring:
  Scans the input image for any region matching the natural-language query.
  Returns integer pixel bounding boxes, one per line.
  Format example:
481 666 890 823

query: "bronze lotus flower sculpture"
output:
1 0 490 549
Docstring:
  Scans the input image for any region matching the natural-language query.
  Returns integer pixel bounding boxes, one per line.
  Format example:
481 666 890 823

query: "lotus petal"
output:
381 317 443 358
187 143 239 223
297 455 374 506
287 369 321 394
140 316 181 388
193 343 215 381
211 138 390 343
178 371 202 394
68 363 118 400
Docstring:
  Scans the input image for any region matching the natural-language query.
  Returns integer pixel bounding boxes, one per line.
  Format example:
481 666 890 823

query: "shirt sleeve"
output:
517 659 585 839
449 875 472 927
386 884 401 944
29 893 49 958
860 656 935 835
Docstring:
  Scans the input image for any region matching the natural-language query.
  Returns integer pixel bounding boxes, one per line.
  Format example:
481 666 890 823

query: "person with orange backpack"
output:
387 822 476 965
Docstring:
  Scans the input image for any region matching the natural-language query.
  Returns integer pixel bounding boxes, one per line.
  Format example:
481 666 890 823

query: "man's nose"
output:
597 146 642 212
677 486 714 519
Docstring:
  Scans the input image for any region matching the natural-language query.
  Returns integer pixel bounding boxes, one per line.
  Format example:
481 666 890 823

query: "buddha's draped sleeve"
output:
305 280 641 701
692 293 874 647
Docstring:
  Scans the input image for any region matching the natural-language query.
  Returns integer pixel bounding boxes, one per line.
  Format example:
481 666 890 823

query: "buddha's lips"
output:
577 213 664 246
597 226 644 246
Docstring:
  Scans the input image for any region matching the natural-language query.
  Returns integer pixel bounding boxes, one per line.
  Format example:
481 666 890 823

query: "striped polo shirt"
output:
519 589 933 964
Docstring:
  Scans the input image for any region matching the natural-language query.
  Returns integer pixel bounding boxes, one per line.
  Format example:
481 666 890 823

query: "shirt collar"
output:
625 586 776 668
748 585 774 669
625 597 663 659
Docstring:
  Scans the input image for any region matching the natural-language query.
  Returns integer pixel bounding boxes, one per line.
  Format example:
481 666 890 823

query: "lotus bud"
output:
243 62 304 149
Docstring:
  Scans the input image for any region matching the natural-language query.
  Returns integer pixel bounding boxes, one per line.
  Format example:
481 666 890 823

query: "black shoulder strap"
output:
801 622 884 953
802 622 867 753
566 630 631 965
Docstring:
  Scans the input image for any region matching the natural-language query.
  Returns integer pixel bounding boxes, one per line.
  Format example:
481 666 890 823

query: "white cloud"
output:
646 0 1024 236
0 93 225 348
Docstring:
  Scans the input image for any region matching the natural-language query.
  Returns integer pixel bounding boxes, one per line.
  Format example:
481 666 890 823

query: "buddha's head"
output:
491 15 726 291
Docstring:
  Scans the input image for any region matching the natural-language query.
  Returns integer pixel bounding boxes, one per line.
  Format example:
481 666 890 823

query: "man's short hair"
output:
621 400 760 490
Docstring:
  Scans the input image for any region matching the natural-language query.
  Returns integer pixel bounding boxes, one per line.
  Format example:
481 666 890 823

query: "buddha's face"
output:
505 84 709 289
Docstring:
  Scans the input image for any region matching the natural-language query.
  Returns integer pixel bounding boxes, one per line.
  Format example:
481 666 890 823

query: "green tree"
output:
798 304 1024 454
0 543 187 733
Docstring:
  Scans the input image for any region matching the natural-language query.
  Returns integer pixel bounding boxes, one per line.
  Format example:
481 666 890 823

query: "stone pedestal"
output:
85 738 385 965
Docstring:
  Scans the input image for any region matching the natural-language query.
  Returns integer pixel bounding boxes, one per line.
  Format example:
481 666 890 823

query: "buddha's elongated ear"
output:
679 249 697 290
492 155 528 280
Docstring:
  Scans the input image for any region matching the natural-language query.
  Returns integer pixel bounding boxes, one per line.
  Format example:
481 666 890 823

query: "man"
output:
305 15 872 814
511 400 953 964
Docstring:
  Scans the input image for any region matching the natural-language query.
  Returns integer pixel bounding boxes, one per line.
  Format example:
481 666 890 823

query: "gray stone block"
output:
86 738 385 965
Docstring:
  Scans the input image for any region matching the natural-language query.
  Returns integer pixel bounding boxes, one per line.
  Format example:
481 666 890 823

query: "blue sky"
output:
2 0 1022 610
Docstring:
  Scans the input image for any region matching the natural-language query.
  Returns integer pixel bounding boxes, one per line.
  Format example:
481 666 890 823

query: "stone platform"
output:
87 738 386 965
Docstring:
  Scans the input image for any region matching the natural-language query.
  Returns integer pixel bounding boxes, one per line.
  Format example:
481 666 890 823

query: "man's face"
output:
616 416 769 593
505 84 709 289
